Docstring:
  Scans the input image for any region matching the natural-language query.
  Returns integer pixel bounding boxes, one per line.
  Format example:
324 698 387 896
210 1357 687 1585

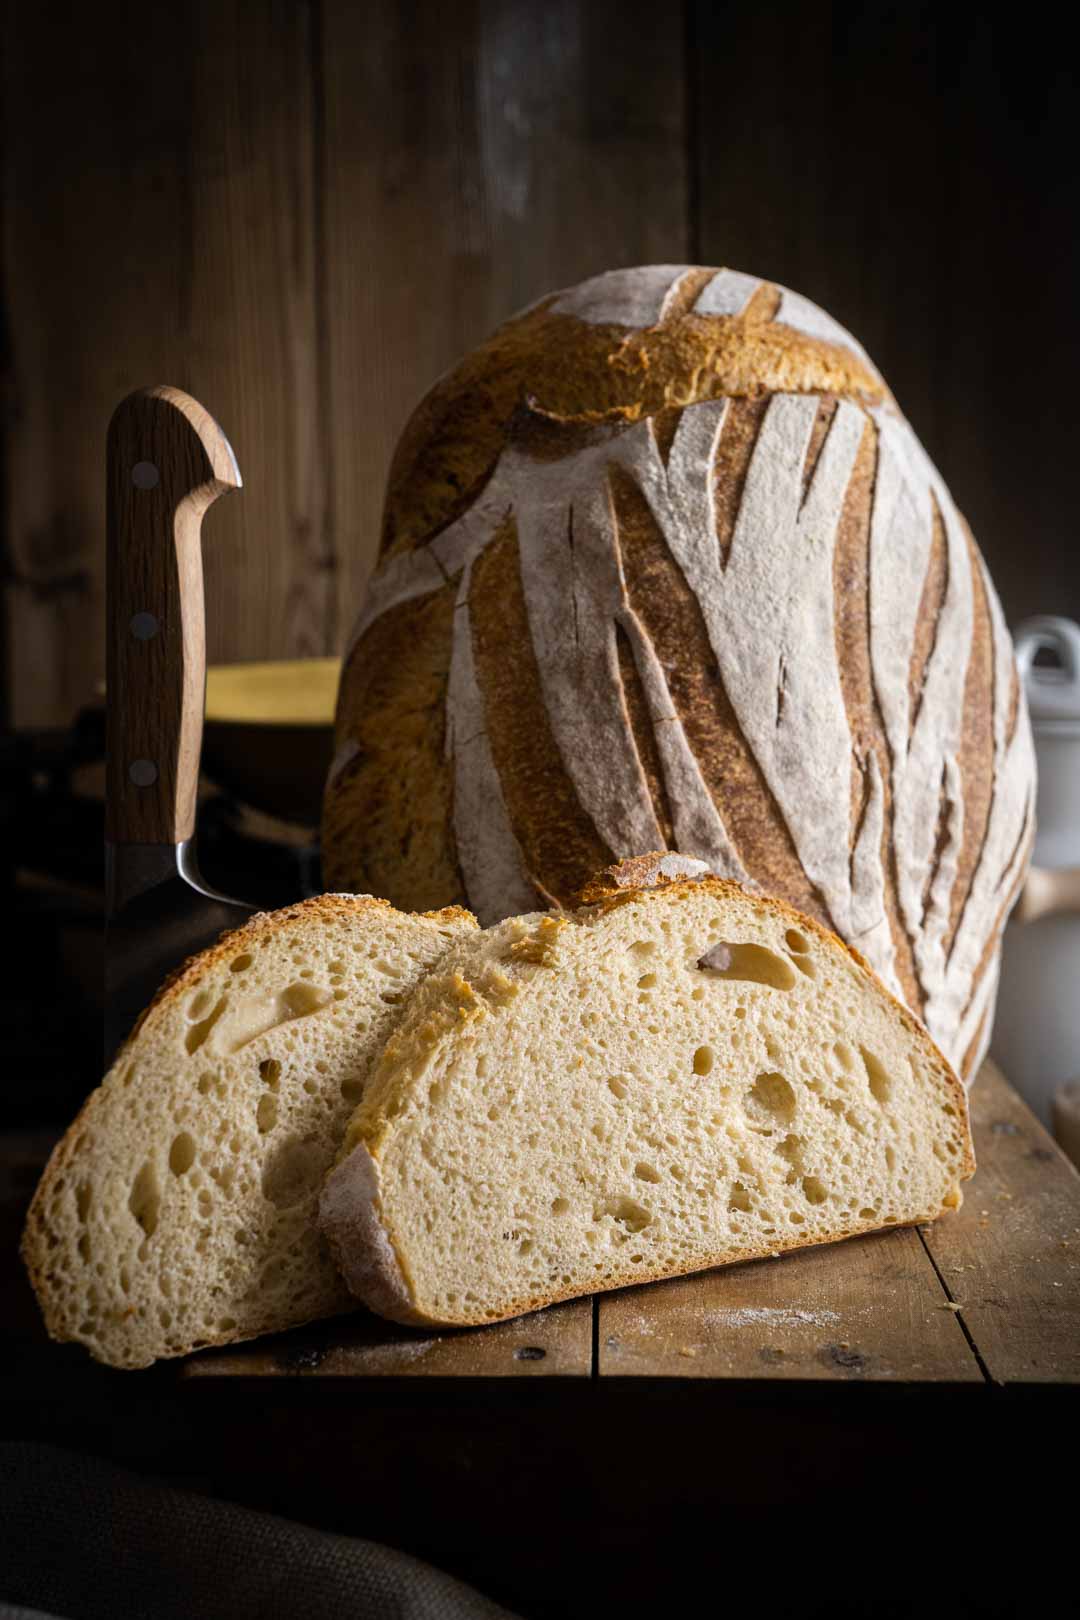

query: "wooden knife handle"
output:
106 387 241 846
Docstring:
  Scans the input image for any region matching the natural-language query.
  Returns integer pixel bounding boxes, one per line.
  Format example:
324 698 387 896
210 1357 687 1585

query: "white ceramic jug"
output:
991 617 1080 1123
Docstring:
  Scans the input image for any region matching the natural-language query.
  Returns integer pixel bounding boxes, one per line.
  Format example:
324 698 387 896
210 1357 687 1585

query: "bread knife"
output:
104 387 259 1063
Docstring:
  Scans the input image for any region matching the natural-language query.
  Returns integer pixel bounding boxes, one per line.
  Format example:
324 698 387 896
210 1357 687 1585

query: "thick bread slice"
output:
22 895 475 1367
319 873 974 1328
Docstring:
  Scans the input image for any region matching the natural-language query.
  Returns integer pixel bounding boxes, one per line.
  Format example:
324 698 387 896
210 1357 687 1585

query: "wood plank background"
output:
3 1 1077 727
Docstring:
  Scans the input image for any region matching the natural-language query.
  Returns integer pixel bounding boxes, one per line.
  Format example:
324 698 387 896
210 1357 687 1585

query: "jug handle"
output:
1014 615 1080 689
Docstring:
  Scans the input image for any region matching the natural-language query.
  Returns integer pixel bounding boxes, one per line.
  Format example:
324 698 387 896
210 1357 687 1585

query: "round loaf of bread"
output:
324 265 1035 1079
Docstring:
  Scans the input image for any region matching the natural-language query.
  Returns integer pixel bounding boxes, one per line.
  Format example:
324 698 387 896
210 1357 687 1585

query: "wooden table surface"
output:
174 1060 1079 1388
2 1059 1078 1618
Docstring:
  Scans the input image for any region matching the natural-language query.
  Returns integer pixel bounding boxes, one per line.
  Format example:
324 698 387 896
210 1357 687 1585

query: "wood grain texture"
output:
599 1225 979 1382
919 1060 1080 1384
319 0 688 652
691 2 1078 628
2 1 326 726
2 4 193 727
183 1296 592 1378
105 388 240 845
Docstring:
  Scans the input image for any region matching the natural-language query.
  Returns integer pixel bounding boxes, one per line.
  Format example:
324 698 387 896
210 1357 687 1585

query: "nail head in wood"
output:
128 759 158 787
129 612 159 640
131 460 160 490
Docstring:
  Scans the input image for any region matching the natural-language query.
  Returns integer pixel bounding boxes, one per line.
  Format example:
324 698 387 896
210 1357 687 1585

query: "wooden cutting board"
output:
183 1060 1080 1387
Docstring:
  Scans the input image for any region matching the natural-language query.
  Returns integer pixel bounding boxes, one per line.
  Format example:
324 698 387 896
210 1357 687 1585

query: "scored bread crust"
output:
120 893 474 1053
320 870 974 1330
324 265 1036 1084
22 894 475 1367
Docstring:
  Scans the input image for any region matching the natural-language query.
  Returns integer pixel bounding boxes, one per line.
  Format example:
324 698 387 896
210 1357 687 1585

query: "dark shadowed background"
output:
1 1 1077 1116
4 0 1077 731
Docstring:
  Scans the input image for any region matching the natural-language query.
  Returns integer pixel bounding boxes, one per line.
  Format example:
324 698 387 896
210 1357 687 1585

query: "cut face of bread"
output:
22 896 475 1368
320 877 974 1329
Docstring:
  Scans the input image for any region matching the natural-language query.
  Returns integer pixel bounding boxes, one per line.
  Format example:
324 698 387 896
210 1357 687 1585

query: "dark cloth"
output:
0 1443 519 1620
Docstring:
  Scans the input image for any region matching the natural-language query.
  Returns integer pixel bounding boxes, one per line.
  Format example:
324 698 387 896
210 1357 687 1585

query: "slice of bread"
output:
319 867 974 1328
22 895 475 1368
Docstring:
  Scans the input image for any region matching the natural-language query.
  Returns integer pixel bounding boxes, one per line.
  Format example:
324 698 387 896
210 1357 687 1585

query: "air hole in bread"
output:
775 1132 802 1165
635 1163 662 1184
638 973 657 990
185 995 228 1054
597 1195 652 1233
551 1197 570 1215
75 1181 91 1222
168 1133 196 1176
729 1182 753 1212
861 1047 892 1105
693 1045 714 1076
631 941 656 957
230 954 253 973
747 1071 796 1125
340 1075 364 1104
128 1162 160 1239
259 1059 281 1090
697 941 796 991
802 1175 828 1205
834 1041 855 1071
256 1094 279 1134
608 1075 628 1100
785 929 811 954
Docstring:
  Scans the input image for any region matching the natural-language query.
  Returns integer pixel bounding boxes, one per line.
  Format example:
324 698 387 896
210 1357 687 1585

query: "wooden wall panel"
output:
3 4 193 727
2 1 325 727
319 0 688 649
7 3 1075 726
691 3 1077 626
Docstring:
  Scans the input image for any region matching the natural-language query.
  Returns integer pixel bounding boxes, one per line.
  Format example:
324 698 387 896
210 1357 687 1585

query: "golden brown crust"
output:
608 452 829 924
322 584 463 908
380 289 888 562
468 527 612 896
353 864 973 1328
384 1210 956 1331
947 521 996 954
20 892 476 1356
327 266 1027 1085
830 415 922 1014
124 892 472 1053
